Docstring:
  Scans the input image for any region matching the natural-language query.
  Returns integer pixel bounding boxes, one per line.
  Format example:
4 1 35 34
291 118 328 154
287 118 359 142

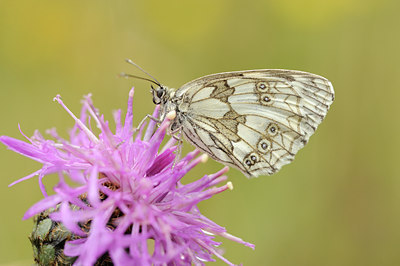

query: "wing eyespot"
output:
245 158 252 166
260 93 272 105
244 152 260 168
266 123 279 136
256 82 269 92
257 139 271 154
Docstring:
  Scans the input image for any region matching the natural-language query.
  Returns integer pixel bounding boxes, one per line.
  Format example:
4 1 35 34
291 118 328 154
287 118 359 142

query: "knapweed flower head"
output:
0 88 254 265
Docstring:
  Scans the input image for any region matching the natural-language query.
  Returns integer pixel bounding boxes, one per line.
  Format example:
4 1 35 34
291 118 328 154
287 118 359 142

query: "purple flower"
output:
1 88 254 265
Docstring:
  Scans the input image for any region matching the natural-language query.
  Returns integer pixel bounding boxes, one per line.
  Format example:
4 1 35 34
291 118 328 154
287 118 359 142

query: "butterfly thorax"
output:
152 85 186 131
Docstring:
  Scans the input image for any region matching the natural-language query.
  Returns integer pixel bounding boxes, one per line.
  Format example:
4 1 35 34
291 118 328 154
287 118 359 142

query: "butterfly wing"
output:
175 70 334 177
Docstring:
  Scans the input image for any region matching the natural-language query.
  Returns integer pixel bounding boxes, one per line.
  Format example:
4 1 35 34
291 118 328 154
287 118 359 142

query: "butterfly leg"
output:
134 114 161 132
168 127 183 169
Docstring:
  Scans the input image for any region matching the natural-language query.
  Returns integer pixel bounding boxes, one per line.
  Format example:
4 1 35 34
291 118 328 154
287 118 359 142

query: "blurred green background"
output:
1 0 399 265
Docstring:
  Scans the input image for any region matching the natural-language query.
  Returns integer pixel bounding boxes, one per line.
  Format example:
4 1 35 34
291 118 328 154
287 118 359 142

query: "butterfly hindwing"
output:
174 69 334 177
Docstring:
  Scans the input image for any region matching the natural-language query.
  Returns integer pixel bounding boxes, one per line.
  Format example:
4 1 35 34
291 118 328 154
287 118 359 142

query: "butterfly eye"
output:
156 89 165 98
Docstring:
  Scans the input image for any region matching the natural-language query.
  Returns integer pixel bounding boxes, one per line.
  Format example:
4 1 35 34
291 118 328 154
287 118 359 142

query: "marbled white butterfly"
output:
127 62 334 177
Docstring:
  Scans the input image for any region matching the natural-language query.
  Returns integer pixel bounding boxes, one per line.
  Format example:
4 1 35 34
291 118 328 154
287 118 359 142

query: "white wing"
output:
175 70 334 177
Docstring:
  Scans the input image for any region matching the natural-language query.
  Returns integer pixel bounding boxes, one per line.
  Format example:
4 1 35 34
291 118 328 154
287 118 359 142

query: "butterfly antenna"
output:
125 59 161 85
119 72 160 86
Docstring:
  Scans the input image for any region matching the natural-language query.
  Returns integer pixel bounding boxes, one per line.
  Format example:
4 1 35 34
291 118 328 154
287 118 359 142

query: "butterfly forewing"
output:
170 69 334 177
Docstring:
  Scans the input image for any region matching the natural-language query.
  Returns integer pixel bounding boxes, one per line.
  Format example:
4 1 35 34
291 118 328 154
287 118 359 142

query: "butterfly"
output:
127 63 335 177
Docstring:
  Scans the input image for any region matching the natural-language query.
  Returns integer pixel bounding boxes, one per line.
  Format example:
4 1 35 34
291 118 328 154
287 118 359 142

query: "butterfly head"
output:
151 84 171 105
